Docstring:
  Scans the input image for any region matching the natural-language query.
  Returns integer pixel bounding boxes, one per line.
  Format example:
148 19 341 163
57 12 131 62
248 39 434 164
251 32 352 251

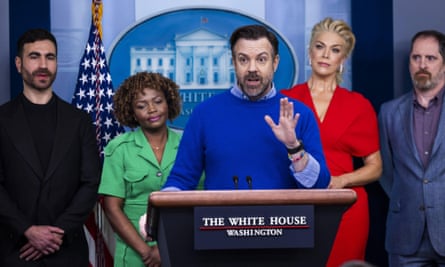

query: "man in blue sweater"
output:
163 24 330 190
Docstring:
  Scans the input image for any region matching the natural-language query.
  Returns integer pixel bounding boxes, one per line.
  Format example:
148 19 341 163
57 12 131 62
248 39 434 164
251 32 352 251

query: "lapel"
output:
397 91 445 166
134 128 161 168
45 97 76 180
6 97 44 179
397 94 423 164
431 95 445 157
162 128 181 169
134 127 180 170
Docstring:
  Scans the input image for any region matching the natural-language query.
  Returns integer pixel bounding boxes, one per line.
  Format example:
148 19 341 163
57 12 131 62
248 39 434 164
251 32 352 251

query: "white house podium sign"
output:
146 189 356 267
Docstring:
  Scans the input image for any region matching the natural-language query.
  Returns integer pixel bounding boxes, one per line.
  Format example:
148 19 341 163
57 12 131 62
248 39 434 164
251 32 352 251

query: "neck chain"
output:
145 130 168 153
150 138 167 152
150 142 165 151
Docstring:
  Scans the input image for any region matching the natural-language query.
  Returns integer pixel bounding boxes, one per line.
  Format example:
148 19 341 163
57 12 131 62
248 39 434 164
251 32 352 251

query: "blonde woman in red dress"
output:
282 17 382 267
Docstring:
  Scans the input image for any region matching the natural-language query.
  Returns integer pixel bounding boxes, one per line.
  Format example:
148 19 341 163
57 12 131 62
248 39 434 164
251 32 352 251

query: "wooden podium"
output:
147 189 356 267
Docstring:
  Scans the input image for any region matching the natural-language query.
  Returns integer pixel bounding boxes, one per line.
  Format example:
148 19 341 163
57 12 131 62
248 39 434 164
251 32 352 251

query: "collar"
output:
230 83 276 101
412 86 445 108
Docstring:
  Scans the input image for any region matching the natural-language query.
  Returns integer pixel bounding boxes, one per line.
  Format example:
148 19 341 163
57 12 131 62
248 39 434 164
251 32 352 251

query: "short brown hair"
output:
230 24 279 58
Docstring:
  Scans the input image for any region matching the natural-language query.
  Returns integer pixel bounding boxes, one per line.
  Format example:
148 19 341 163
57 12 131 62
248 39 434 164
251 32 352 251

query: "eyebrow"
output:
411 53 438 58
315 41 343 48
237 51 271 57
27 51 57 57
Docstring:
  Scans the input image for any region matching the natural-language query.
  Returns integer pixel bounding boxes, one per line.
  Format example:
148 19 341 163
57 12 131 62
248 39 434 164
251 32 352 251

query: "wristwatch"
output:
286 139 304 155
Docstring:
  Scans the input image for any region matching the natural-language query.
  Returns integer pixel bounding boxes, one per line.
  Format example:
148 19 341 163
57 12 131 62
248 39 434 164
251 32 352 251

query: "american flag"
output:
71 1 124 266
71 22 124 158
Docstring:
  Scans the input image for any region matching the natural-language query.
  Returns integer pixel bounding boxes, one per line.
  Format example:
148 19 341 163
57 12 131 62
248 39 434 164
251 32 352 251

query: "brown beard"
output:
413 71 433 91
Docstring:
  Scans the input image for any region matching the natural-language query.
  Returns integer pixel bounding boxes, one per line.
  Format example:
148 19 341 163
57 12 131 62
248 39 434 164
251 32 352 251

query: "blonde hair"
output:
310 17 356 84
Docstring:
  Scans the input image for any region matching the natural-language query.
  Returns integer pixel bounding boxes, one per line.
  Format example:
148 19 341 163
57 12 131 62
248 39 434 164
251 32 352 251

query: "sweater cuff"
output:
289 153 320 188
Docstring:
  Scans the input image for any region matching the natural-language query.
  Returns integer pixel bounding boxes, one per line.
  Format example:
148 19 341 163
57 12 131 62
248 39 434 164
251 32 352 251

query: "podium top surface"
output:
149 189 357 207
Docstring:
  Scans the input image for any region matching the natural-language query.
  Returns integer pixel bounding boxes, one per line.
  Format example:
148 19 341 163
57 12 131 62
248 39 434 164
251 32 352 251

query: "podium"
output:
147 189 356 267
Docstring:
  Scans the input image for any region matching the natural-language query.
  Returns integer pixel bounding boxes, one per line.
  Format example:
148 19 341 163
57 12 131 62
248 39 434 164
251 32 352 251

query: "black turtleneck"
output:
21 93 57 175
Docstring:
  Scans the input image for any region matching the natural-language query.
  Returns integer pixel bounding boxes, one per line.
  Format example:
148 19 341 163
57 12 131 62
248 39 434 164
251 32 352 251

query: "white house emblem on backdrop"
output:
109 7 298 129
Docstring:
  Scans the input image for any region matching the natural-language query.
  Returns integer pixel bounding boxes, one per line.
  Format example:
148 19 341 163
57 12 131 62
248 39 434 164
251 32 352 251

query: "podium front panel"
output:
157 205 347 267
149 189 356 267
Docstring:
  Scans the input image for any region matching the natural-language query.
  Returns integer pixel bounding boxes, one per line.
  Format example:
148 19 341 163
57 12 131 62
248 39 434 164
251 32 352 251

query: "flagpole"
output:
92 3 106 267
73 0 124 266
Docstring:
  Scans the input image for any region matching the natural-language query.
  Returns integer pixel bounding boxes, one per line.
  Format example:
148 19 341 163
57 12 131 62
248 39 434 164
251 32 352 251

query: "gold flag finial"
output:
92 0 103 38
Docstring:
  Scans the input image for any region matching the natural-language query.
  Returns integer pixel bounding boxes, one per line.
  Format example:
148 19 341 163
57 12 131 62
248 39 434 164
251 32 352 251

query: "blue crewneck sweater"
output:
164 90 330 190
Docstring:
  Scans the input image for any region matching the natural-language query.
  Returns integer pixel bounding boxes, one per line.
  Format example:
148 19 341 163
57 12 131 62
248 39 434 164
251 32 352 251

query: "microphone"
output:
246 176 252 189
233 175 239 189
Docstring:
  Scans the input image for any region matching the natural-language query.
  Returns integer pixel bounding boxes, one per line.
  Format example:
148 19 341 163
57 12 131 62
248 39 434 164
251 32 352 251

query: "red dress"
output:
282 83 379 267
